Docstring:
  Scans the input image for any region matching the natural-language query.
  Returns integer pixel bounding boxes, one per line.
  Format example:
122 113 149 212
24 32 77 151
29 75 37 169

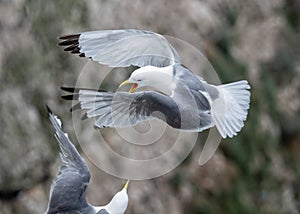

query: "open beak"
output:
119 80 138 93
123 180 129 190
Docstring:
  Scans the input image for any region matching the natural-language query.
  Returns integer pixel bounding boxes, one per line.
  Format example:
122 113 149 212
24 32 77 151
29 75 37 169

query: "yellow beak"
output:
123 180 130 190
119 80 138 93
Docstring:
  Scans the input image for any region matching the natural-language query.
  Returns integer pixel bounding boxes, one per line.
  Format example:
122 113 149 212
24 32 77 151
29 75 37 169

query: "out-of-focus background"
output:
0 0 300 213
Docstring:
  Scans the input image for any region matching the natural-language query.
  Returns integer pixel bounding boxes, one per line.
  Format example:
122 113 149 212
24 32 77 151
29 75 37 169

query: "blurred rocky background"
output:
0 0 300 213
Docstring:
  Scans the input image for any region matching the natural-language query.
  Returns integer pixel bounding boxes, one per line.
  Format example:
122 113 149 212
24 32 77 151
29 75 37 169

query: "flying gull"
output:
45 106 129 214
58 29 251 138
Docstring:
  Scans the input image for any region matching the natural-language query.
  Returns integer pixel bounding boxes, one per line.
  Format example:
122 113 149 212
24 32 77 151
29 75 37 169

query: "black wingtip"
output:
45 105 52 114
59 40 79 47
61 86 77 93
61 86 108 93
58 33 82 54
61 94 79 100
63 44 79 51
58 33 81 41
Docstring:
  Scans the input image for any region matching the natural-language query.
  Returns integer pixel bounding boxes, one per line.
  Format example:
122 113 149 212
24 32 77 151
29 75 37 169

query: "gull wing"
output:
61 87 182 129
58 29 181 68
97 209 110 214
45 107 91 214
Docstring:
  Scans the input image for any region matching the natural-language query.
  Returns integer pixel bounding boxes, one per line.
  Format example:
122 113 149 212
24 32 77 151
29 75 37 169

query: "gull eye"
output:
137 79 142 82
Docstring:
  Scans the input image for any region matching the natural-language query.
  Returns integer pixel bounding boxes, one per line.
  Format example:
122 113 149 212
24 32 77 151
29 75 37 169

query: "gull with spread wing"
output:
59 29 250 138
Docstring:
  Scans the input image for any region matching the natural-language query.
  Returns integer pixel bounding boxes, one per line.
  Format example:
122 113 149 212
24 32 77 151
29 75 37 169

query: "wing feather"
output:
58 29 181 68
61 88 182 129
45 107 91 213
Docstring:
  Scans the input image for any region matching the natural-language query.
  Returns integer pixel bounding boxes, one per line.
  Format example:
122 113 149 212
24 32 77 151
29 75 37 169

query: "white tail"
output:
212 80 251 138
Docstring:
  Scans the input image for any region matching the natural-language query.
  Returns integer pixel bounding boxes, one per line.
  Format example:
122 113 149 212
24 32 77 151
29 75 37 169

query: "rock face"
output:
0 0 300 213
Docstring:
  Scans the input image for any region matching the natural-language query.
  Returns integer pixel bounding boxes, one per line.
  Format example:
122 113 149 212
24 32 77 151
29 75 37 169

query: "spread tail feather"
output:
212 80 251 138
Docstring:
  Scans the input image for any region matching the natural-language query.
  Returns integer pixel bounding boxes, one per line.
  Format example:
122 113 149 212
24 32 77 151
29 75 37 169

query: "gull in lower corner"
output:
45 106 129 214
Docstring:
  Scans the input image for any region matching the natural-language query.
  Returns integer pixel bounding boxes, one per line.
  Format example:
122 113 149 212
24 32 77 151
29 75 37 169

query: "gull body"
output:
45 107 129 214
59 29 250 138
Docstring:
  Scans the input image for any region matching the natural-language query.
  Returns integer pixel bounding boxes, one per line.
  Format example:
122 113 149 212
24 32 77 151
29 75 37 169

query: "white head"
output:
101 180 129 214
119 65 175 95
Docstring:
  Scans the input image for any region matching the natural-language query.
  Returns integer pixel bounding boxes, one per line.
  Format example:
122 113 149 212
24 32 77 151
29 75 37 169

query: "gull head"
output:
119 65 174 95
104 180 129 214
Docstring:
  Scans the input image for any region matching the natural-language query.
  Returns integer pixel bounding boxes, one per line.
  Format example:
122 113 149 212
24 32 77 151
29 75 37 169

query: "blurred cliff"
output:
0 0 299 213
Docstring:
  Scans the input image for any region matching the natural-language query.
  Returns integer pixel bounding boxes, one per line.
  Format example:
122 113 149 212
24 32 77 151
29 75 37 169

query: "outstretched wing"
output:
58 29 181 68
45 107 91 214
61 87 182 129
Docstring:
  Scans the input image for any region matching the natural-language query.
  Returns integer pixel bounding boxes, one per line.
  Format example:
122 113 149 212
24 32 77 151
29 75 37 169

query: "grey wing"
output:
58 29 181 67
97 209 110 214
171 82 213 131
45 107 91 214
61 87 182 129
